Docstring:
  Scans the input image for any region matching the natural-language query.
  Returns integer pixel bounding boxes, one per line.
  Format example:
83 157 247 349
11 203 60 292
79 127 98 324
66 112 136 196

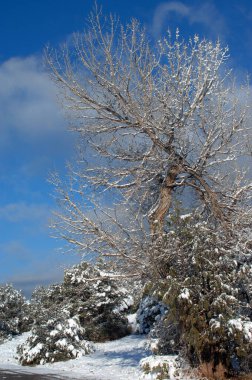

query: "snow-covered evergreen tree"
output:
17 261 134 365
146 214 252 378
27 262 133 344
0 284 31 342
29 283 64 325
17 309 94 365
136 295 167 335
63 262 132 341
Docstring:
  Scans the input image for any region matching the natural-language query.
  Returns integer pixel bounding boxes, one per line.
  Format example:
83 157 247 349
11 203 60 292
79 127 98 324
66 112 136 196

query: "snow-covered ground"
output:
0 333 151 380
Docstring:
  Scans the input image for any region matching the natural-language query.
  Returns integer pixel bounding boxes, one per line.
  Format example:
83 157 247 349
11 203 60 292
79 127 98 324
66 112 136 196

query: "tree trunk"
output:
148 164 181 237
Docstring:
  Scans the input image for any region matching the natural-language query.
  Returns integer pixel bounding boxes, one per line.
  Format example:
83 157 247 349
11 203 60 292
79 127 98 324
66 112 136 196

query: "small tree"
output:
62 262 132 341
17 310 94 365
0 284 30 342
29 283 65 325
29 262 132 342
146 215 252 378
136 295 168 335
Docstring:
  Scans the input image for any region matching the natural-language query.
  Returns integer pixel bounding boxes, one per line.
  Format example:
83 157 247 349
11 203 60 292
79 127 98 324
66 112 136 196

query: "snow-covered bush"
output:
136 296 168 335
145 214 252 378
136 295 179 355
149 318 181 355
28 262 133 344
63 262 131 341
17 310 94 365
31 283 64 308
16 261 134 366
139 356 172 380
0 284 30 342
85 311 130 342
227 319 252 374
29 283 64 324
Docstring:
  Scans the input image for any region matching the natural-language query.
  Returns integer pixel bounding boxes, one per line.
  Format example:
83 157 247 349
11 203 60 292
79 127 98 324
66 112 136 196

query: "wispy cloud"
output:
0 202 50 223
0 241 32 261
0 56 64 140
0 55 76 194
0 239 80 297
236 3 252 21
0 249 81 298
152 1 227 39
5 272 64 298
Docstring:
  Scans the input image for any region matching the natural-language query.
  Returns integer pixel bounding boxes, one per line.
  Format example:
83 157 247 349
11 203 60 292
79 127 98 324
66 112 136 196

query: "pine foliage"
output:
146 214 252 377
16 261 134 366
17 310 94 365
63 262 132 341
0 284 31 342
136 296 168 335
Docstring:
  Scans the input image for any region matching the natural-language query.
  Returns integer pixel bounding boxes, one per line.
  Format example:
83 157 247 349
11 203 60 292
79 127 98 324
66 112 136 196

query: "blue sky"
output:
0 0 252 297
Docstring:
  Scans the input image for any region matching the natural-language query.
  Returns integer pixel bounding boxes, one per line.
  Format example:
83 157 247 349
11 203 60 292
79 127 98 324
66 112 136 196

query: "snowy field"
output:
0 333 151 380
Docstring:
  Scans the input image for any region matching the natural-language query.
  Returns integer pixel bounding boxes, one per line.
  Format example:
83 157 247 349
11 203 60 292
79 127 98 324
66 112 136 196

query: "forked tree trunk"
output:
148 164 230 238
148 164 181 237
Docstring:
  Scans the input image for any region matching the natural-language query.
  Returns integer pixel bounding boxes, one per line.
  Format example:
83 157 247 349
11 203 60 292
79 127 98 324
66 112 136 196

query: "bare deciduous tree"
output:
47 10 252 276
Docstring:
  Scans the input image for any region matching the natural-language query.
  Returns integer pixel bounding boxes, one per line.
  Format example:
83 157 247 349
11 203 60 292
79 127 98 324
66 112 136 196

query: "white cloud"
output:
0 55 68 146
0 241 32 261
0 55 76 186
152 1 227 39
0 240 81 297
0 202 50 223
